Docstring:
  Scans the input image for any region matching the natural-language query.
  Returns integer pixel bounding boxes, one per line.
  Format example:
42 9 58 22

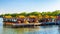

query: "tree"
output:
41 12 46 16
27 12 41 16
52 10 60 16
18 12 27 16
46 12 52 16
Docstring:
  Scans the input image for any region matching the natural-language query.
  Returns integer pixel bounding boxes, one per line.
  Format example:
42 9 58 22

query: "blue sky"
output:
0 0 60 14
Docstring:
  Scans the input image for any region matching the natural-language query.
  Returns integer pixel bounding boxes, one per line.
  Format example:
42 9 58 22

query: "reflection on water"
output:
2 27 40 34
0 18 60 34
1 25 60 34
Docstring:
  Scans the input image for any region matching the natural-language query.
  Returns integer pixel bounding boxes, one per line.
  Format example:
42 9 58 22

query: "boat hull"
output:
3 23 41 28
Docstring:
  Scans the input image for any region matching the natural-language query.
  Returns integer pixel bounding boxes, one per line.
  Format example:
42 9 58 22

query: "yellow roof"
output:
29 16 36 18
4 16 12 18
50 16 57 18
17 16 25 18
44 15 49 18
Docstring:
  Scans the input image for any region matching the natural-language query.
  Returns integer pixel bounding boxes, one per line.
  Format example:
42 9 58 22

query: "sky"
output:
0 0 60 14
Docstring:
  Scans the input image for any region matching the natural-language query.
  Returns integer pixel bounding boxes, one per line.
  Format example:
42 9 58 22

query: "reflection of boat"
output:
3 26 40 34
3 16 41 27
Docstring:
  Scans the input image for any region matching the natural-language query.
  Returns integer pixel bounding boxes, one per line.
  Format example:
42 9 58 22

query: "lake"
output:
0 18 60 34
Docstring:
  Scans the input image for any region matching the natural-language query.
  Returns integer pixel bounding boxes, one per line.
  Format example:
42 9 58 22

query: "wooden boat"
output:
3 16 41 27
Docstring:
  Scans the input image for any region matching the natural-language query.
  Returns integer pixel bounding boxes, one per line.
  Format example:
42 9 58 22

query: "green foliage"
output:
52 10 60 16
1 10 60 17
11 13 18 17
18 12 27 16
27 12 41 16
41 12 46 16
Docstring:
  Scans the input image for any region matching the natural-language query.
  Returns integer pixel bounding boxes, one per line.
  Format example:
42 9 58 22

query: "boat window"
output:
17 18 25 23
13 19 17 22
4 19 7 21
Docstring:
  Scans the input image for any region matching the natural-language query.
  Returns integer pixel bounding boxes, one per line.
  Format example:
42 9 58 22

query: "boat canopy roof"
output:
29 15 37 18
17 16 25 18
4 16 12 18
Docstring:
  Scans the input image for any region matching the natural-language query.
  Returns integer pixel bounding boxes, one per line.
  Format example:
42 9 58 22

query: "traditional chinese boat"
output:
3 16 41 27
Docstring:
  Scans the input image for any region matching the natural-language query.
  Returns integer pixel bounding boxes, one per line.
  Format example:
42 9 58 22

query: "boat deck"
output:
12 23 42 26
3 23 42 28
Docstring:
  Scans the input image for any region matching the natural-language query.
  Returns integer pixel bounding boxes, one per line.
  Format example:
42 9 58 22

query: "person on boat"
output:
17 16 27 24
28 16 38 23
